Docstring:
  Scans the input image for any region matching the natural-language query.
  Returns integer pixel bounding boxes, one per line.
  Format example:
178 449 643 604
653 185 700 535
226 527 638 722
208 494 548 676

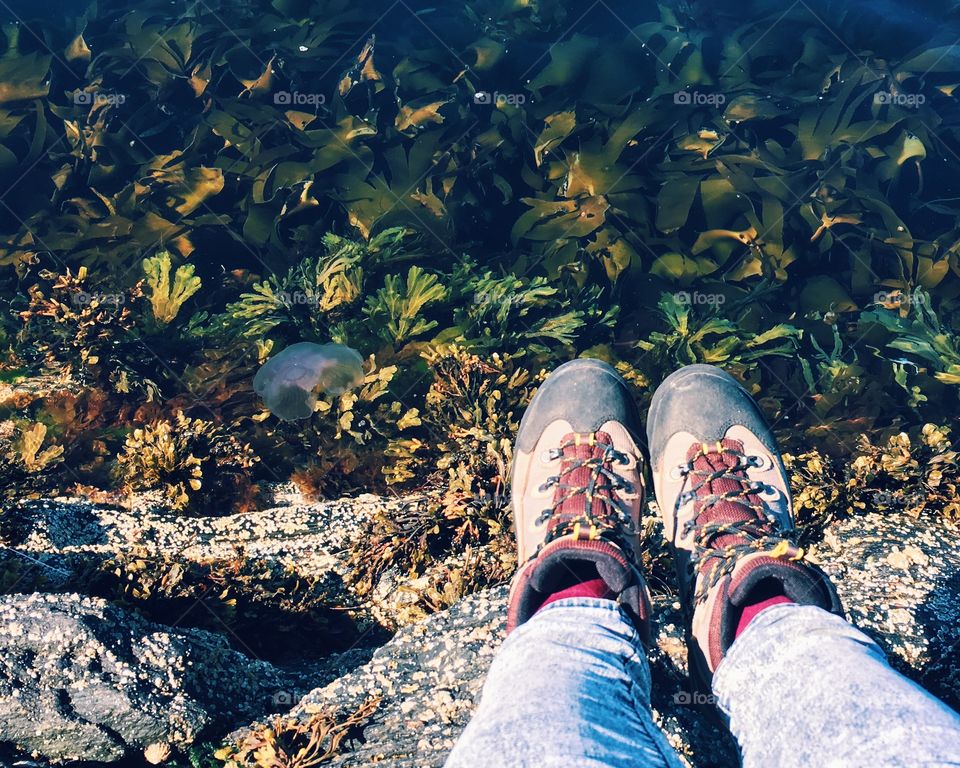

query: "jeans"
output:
446 599 960 768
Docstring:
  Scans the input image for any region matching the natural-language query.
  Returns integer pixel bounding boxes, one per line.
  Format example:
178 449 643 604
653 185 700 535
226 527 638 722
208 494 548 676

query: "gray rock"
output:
3 493 959 767
0 593 284 763
247 508 960 768
818 509 960 710
281 585 509 768
3 492 388 577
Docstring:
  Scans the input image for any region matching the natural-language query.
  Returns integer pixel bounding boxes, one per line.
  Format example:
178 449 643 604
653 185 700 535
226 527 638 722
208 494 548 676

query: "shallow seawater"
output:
2 0 960 501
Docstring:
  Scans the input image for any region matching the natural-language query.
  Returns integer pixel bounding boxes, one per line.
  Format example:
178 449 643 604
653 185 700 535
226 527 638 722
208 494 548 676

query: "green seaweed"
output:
0 0 957 579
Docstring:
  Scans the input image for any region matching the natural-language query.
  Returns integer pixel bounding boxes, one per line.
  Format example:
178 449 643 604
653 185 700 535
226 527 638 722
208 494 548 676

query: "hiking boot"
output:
508 359 652 637
646 364 842 687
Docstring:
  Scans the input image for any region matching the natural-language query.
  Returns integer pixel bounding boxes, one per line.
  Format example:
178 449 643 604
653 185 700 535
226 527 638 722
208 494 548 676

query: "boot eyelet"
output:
756 483 780 501
669 463 690 480
748 454 773 471
540 448 562 464
536 476 558 495
610 477 635 494
617 452 637 470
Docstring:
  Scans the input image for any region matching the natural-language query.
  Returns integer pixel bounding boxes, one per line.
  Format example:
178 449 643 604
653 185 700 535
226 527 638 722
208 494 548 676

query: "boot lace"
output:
677 440 803 602
535 432 639 552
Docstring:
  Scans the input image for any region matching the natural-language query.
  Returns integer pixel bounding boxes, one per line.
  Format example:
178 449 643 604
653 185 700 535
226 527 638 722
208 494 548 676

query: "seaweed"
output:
0 421 64 498
215 697 380 768
144 251 202 327
113 412 259 514
0 0 958 616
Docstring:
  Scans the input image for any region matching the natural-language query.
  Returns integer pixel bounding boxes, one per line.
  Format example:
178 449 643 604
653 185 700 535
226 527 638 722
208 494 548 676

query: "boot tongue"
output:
685 438 767 553
551 431 618 523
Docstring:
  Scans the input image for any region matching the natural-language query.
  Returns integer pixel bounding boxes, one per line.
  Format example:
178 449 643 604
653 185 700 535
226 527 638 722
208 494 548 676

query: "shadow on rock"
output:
0 593 291 763
916 568 960 712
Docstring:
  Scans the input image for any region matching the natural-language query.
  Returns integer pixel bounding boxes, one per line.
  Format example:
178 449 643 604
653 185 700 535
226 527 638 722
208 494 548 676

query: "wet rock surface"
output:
252 586 738 768
817 510 960 711
0 494 957 766
1 488 386 579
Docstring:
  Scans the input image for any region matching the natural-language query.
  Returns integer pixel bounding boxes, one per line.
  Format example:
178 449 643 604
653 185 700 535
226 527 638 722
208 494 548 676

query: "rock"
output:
271 586 509 768
223 583 736 767
2 492 388 576
0 492 499 636
0 593 285 763
2 492 959 768
246 508 960 768
819 509 960 710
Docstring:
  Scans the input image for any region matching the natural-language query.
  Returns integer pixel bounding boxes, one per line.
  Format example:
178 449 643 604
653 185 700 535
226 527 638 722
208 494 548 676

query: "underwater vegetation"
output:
0 0 959 632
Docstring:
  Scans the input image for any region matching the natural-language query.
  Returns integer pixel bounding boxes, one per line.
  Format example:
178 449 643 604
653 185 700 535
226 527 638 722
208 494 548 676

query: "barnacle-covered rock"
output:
0 592 282 763
238 504 960 768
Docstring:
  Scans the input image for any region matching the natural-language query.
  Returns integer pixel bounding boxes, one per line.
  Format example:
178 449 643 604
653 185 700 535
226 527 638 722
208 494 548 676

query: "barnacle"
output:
143 742 171 765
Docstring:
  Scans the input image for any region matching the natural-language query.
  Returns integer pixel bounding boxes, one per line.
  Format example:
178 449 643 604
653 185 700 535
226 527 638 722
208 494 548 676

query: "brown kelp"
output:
0 0 958 606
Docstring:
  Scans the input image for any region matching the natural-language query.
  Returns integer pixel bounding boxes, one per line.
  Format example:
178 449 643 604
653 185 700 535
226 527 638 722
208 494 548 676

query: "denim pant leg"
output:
446 598 685 768
713 603 960 768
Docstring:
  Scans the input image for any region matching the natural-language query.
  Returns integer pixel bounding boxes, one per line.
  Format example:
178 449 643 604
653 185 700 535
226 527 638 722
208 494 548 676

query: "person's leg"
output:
446 598 684 768
449 360 684 767
713 603 960 768
646 364 960 767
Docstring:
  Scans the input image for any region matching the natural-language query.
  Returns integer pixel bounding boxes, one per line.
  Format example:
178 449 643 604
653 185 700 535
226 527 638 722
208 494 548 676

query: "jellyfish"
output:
253 342 365 420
